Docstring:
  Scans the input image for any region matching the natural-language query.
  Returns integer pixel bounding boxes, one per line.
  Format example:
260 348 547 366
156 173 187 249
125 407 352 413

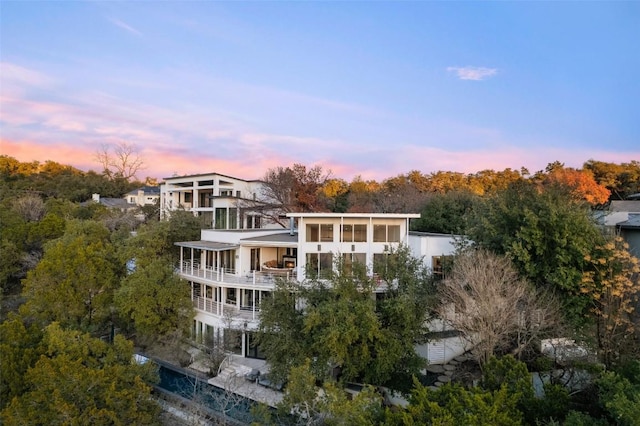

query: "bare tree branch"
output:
94 142 145 181
437 249 562 366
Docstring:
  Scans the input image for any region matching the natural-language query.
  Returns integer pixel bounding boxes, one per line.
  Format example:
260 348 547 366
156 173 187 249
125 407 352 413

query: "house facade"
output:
175 212 457 360
125 186 160 207
160 172 272 230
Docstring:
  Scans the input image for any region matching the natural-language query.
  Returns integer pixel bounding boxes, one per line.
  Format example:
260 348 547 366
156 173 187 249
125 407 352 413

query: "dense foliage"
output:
258 247 433 386
2 156 639 424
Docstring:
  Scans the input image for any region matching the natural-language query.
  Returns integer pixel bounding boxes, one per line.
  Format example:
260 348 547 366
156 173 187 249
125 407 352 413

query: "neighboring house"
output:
160 172 272 229
86 193 136 212
175 212 458 361
125 186 160 206
601 200 640 256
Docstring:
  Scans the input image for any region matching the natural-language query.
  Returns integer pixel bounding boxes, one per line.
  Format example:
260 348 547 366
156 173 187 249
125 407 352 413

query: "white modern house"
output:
175 211 458 360
160 172 273 230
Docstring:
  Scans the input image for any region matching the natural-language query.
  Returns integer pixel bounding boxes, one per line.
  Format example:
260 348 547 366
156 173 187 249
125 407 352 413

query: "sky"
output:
1 1 639 182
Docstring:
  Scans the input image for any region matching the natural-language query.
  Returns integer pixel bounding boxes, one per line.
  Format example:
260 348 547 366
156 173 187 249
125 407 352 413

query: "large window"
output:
342 253 366 275
229 208 237 229
321 224 333 242
306 253 333 279
373 224 401 242
306 224 334 242
342 224 367 242
306 224 319 242
215 208 227 229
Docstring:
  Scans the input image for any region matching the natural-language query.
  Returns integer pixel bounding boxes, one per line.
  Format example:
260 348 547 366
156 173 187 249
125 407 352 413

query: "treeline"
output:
257 160 639 219
0 155 149 201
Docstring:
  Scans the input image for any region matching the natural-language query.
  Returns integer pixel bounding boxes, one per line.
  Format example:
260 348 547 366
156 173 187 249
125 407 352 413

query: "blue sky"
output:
1 1 638 181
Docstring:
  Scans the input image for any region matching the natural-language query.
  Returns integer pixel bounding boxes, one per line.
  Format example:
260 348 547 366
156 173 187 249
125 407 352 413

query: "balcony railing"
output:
179 261 296 287
192 296 260 320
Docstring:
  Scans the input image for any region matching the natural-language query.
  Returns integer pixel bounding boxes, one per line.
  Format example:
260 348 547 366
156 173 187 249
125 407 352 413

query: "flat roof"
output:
175 241 239 251
161 171 263 183
240 233 299 244
286 213 421 219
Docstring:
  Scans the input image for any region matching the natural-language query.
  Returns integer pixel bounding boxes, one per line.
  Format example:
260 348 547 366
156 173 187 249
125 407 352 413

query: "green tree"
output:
385 380 523 426
0 314 45 409
128 209 201 267
20 220 122 333
115 258 194 344
466 181 605 326
0 323 160 425
595 364 640 426
412 191 477 234
259 248 431 387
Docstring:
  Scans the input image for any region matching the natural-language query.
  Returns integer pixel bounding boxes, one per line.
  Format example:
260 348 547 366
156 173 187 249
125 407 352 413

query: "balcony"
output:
179 261 296 288
192 296 260 321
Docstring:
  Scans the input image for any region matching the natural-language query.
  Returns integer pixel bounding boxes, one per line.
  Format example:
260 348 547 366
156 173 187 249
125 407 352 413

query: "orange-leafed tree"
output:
544 167 611 206
581 237 640 367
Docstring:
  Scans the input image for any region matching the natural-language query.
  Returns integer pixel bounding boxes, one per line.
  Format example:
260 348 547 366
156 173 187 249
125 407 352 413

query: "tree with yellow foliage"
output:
582 237 640 367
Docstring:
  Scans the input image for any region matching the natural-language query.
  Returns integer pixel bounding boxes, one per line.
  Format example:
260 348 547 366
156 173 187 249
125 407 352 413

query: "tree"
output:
0 314 45 409
94 141 146 181
258 249 432 387
581 237 640 367
583 160 640 201
466 181 605 326
261 359 384 426
318 178 350 213
346 175 380 213
595 362 640 426
0 323 160 425
437 249 561 366
543 167 611 206
377 173 431 213
412 191 477 234
20 220 122 333
115 258 194 345
254 164 332 226
125 209 201 267
385 380 523 426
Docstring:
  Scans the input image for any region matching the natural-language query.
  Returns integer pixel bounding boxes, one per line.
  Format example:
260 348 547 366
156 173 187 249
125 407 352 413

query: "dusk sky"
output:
1 2 638 182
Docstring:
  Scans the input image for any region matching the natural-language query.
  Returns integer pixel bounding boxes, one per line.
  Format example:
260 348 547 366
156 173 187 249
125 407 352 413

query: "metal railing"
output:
192 296 260 320
179 262 296 286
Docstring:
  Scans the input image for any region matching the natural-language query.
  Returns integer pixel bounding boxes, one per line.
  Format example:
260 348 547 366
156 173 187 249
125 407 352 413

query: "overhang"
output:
175 241 239 251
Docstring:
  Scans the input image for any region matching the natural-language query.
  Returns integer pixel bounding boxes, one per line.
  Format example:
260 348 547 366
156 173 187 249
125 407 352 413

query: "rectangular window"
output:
320 224 333 242
306 253 319 278
305 253 333 279
342 253 366 275
306 224 319 242
215 208 227 229
319 253 333 279
373 225 386 242
184 192 192 203
354 224 367 242
341 224 353 242
229 208 237 229
388 225 401 242
226 288 236 304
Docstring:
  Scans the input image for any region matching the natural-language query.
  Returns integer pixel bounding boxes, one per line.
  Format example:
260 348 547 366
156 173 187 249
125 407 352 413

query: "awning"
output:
175 241 239 251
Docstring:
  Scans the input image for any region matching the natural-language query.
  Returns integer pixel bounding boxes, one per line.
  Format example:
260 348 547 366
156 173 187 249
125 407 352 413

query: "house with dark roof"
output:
602 200 640 256
125 186 160 207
